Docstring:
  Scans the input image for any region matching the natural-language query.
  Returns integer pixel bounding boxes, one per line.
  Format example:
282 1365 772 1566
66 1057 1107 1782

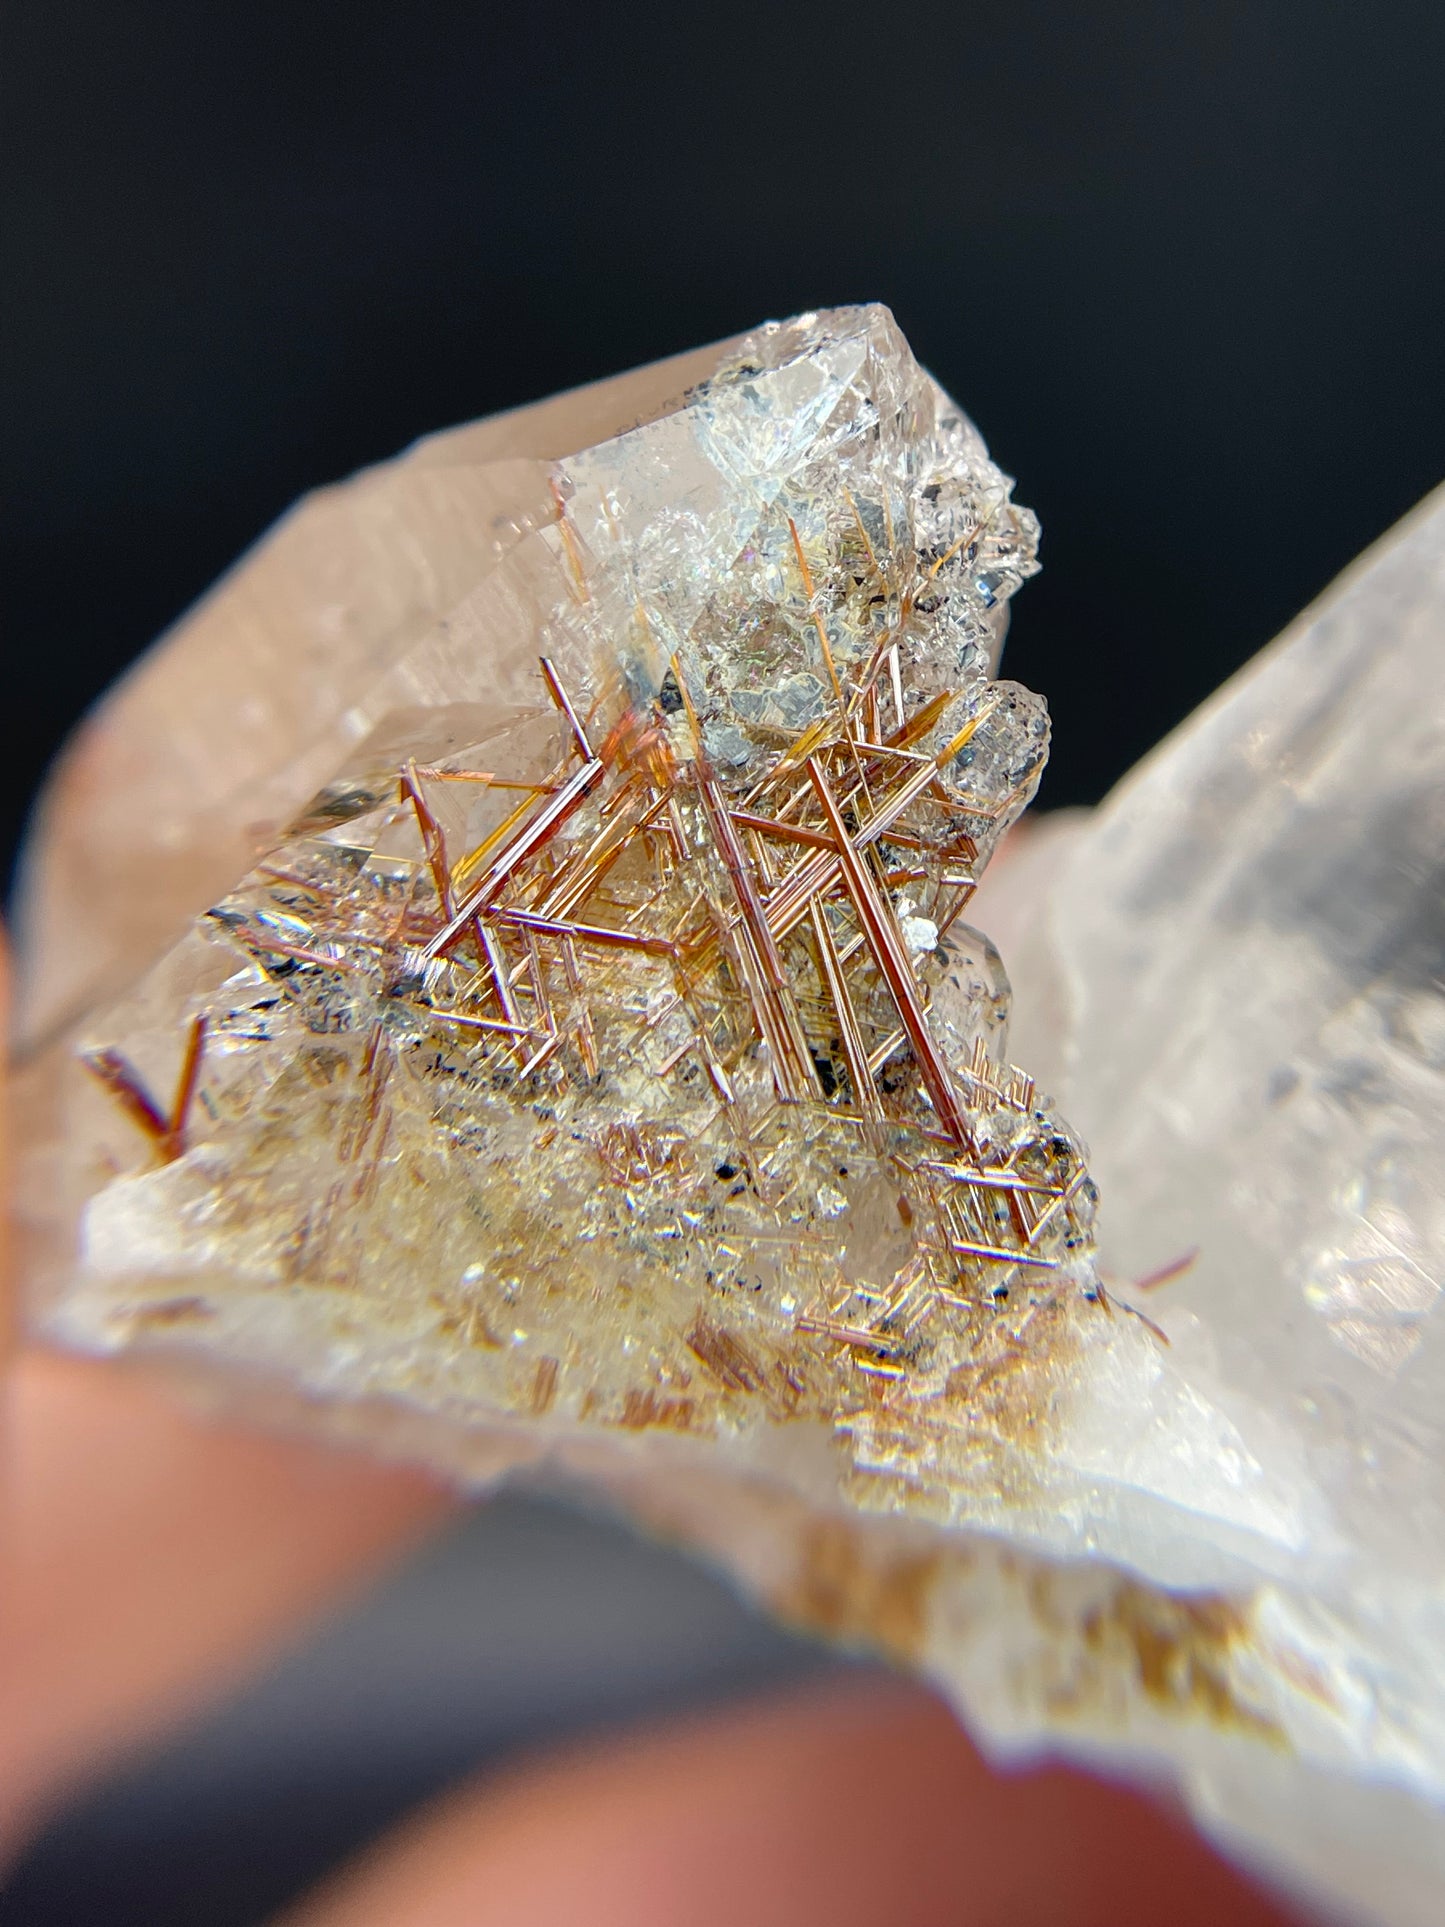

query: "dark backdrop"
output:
5 0 1443 891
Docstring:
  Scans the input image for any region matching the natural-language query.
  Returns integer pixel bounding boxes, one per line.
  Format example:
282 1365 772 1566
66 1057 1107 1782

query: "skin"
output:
0 951 1307 1925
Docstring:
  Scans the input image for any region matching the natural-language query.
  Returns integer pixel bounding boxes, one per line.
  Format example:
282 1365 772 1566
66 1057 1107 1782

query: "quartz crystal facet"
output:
13 308 1445 1926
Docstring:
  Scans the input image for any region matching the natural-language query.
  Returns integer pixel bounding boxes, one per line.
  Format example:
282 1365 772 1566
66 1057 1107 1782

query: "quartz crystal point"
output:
976 482 1445 1927
11 309 1444 1924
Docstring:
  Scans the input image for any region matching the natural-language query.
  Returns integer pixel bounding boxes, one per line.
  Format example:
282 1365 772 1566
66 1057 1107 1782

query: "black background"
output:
5 0 1443 893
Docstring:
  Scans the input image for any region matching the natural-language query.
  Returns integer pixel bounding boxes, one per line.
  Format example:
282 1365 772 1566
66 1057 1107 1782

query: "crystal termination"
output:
58 308 1102 1519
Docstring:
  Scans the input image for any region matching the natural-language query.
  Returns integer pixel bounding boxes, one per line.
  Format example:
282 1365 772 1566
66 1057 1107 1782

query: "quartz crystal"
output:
12 308 1445 1926
976 484 1445 1925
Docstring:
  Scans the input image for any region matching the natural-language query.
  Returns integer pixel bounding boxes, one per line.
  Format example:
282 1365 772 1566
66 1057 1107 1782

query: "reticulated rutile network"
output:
79 498 1098 1445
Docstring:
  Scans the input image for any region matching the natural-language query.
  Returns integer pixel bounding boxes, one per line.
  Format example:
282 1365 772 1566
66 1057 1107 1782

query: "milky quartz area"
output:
12 309 1445 1925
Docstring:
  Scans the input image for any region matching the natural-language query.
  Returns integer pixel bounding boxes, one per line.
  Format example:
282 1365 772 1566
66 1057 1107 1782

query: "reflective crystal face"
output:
35 307 1110 1518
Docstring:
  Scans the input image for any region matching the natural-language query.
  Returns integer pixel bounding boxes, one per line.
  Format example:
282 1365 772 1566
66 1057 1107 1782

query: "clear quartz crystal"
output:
977 483 1445 1924
12 308 1445 1926
921 923 1012 1071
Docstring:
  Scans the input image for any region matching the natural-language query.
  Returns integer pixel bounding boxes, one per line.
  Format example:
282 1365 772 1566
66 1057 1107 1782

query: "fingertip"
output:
1 1349 453 1853
283 1676 1305 1927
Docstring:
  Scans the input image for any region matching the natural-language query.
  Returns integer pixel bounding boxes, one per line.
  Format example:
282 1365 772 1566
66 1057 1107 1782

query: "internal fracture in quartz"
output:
59 308 1106 1507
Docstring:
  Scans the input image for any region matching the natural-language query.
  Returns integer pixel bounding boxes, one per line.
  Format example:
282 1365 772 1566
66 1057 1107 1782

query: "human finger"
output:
281 1674 1304 1927
0 1349 454 1857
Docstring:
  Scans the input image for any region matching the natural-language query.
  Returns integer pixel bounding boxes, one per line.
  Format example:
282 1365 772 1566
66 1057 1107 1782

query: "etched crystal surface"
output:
26 305 1111 1514
13 311 1445 1925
